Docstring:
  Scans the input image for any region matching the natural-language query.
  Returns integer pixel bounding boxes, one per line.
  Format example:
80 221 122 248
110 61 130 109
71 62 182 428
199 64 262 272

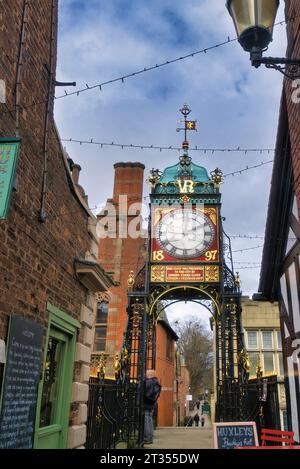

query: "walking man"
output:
144 369 161 444
194 413 200 427
201 414 206 428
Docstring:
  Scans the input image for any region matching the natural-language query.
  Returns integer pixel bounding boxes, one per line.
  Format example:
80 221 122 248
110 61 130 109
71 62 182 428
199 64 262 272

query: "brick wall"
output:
0 0 105 449
97 162 147 373
156 323 176 427
285 0 300 217
178 364 190 426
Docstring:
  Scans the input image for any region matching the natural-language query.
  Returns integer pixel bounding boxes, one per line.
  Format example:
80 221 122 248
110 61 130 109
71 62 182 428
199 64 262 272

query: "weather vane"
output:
176 104 197 149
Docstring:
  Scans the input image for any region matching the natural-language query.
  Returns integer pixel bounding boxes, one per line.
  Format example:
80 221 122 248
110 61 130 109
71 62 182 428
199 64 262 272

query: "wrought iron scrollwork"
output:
265 62 300 79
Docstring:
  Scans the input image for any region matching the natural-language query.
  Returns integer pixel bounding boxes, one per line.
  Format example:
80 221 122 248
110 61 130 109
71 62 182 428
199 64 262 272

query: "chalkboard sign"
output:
213 422 258 449
0 316 44 449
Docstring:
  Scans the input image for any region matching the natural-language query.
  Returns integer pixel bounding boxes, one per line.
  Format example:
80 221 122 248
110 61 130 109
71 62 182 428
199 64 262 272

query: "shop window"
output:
263 352 274 374
247 331 258 349
278 352 284 377
248 352 259 376
96 302 108 323
277 330 282 350
94 302 109 352
262 331 273 349
95 326 107 352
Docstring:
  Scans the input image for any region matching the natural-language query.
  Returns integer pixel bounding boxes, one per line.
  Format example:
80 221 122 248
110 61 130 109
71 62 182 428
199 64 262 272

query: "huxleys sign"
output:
0 138 21 219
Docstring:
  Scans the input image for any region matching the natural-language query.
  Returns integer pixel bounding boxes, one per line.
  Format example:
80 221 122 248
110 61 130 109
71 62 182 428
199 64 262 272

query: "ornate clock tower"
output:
121 106 249 441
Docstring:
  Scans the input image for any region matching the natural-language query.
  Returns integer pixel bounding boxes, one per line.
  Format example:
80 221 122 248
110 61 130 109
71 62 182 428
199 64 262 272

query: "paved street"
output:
144 426 213 449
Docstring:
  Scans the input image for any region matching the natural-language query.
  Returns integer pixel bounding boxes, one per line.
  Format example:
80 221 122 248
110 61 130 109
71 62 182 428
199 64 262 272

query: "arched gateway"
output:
119 105 251 446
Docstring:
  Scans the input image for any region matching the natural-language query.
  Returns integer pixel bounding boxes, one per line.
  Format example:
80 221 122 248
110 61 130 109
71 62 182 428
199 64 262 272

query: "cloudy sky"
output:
54 0 287 324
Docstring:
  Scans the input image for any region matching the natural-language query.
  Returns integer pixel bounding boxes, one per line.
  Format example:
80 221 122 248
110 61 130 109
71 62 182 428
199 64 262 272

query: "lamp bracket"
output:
250 49 300 79
264 62 300 80
54 80 77 87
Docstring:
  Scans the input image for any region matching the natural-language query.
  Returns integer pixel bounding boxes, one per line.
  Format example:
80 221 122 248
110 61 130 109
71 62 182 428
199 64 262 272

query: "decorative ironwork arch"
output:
149 285 221 319
153 297 214 324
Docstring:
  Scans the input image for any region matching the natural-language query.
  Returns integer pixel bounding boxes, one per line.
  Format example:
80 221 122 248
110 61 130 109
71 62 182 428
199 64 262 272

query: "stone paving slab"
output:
144 427 213 449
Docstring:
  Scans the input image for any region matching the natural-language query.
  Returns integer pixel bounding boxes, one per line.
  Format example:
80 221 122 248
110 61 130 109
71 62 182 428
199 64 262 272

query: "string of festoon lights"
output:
61 138 276 155
234 262 261 265
232 245 264 253
53 15 299 100
1 14 298 117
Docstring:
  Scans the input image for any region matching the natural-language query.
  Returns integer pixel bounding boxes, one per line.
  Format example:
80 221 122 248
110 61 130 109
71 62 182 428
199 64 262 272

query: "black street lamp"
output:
226 0 300 78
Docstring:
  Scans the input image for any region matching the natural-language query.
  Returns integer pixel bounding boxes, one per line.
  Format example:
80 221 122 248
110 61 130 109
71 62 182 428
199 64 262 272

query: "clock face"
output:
155 209 215 259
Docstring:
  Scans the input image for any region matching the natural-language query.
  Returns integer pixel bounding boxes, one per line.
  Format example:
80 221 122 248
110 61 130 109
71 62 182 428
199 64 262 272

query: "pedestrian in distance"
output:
186 417 193 427
144 369 161 445
194 413 200 427
201 414 205 428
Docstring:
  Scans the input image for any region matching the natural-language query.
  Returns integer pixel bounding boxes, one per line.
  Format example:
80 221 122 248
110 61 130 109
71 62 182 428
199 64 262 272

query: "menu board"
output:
213 422 258 449
0 316 44 449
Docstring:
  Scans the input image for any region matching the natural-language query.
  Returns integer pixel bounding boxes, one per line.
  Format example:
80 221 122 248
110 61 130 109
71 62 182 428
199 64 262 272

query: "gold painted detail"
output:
238 349 250 375
149 284 221 322
204 207 217 226
97 353 106 380
181 195 190 204
114 353 121 380
122 347 129 365
256 354 263 380
147 168 162 188
127 270 135 290
177 179 195 194
151 265 219 283
132 300 143 337
210 168 224 188
151 266 165 282
235 272 241 289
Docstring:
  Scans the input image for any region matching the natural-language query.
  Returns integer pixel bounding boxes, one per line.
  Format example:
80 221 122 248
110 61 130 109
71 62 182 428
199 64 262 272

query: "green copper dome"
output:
159 161 211 184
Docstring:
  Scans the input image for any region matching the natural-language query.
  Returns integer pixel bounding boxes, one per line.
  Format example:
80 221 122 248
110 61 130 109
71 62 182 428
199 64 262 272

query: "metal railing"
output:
86 378 139 449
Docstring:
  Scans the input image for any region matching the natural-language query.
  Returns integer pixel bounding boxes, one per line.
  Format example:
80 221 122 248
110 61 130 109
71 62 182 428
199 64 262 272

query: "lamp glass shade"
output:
226 0 279 51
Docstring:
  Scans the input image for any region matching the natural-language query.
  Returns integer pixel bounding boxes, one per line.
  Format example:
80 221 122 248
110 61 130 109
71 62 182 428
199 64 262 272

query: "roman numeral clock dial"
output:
155 209 215 259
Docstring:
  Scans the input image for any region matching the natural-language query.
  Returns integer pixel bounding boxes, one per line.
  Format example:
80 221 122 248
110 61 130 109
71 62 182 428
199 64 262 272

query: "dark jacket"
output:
144 377 161 411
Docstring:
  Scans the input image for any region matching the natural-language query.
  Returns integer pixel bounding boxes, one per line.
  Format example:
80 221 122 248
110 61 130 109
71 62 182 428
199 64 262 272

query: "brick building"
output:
155 311 178 427
175 353 190 426
96 162 147 374
0 0 112 449
259 0 300 443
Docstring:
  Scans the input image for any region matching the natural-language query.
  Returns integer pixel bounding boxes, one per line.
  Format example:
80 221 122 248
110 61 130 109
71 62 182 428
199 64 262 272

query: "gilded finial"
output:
245 352 250 375
97 353 106 380
146 168 162 189
122 347 129 364
235 272 241 290
226 299 236 313
127 270 135 290
256 354 263 380
114 353 121 380
210 168 224 189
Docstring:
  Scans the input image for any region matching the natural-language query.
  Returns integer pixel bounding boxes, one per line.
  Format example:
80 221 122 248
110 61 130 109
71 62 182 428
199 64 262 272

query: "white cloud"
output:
54 0 287 297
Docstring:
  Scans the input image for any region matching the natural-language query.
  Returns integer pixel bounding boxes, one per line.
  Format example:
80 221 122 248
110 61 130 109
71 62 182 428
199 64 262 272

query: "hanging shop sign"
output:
0 138 21 219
